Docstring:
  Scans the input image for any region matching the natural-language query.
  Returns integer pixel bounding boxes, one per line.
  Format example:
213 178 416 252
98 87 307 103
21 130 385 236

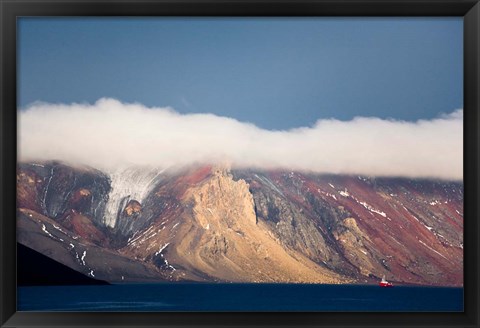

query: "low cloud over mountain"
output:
19 98 462 180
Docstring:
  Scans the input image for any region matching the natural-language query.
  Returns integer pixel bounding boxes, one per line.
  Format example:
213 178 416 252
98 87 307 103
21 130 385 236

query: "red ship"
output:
379 275 393 287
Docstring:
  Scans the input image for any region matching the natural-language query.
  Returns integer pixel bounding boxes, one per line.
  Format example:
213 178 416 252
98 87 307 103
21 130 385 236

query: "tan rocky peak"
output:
211 162 233 177
189 163 256 230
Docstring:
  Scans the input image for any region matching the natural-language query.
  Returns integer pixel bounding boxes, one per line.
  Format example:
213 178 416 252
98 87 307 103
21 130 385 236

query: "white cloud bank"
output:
19 98 462 180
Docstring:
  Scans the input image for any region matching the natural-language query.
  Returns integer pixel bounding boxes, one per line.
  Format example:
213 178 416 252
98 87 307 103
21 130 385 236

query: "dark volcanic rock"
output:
233 170 359 276
18 162 111 225
18 162 112 248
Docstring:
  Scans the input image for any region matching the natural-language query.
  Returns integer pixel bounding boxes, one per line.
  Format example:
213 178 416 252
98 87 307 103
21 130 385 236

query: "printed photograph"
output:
17 17 463 311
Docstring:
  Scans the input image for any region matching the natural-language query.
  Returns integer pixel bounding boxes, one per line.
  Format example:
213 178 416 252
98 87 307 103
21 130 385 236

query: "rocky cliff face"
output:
17 161 463 286
18 162 111 245
17 162 167 282
233 171 463 286
164 165 343 283
18 162 110 223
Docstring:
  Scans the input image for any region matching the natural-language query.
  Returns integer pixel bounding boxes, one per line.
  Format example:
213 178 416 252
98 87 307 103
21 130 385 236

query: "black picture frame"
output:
1 0 479 327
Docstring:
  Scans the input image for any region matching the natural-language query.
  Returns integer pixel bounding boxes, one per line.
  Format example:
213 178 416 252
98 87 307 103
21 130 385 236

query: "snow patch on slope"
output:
104 166 166 227
41 224 55 238
358 201 387 218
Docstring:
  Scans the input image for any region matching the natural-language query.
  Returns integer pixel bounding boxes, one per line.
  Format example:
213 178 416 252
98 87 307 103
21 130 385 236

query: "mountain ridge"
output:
17 161 463 286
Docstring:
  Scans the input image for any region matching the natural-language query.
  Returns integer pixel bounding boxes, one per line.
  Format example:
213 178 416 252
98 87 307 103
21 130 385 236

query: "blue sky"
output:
18 17 462 130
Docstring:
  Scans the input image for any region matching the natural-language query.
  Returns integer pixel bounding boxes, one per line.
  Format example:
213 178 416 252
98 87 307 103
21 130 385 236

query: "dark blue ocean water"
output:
17 283 463 312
